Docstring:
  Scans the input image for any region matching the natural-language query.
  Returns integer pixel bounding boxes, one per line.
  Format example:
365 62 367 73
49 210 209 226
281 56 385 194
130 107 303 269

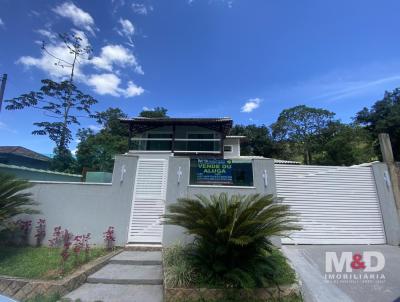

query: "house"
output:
120 117 238 157
20 116 400 248
0 146 51 169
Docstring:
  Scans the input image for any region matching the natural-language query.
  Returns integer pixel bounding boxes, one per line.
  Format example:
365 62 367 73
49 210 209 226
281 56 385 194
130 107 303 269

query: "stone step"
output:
125 243 162 251
64 283 163 302
109 251 162 265
87 264 163 285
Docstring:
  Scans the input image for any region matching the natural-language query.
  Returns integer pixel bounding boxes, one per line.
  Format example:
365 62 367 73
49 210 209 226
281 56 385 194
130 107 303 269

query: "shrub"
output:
164 193 300 288
164 244 198 288
0 173 39 229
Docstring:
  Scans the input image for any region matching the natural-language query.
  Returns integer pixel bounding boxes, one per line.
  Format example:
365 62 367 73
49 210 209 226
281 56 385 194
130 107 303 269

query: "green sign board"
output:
196 159 233 184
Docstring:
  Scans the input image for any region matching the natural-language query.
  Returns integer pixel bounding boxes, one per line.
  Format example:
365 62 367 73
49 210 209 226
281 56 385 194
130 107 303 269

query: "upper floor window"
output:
223 145 233 152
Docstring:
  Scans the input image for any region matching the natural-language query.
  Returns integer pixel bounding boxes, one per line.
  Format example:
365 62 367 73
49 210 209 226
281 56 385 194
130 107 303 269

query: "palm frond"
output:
0 173 39 226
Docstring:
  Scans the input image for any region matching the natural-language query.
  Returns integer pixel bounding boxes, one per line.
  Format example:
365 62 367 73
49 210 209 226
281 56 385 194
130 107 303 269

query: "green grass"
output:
0 246 109 280
25 293 62 302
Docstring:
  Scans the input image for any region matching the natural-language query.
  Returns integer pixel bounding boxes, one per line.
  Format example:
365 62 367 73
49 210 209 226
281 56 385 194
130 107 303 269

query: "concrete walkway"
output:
283 245 400 302
64 251 163 302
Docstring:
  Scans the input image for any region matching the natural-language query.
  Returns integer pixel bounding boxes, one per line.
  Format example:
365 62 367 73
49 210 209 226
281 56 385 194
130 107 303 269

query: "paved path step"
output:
87 264 163 285
64 283 163 302
109 251 162 265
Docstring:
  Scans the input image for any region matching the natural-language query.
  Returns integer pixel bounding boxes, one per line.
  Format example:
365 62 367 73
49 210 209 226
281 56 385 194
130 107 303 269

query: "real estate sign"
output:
196 159 233 184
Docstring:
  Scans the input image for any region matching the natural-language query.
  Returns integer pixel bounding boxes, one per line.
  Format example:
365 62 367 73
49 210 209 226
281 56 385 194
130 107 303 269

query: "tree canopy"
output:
271 105 336 164
355 88 400 160
139 107 169 118
75 108 129 173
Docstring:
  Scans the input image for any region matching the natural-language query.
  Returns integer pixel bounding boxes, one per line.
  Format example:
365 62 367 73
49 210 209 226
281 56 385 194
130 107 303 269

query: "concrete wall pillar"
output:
378 133 400 217
372 162 400 245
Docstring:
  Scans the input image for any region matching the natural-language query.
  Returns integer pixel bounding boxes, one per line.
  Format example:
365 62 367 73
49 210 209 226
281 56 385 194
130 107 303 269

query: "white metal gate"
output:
128 158 169 243
275 164 386 245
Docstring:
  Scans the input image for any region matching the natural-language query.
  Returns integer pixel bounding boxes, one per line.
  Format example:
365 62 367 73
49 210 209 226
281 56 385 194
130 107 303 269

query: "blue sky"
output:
1 0 400 154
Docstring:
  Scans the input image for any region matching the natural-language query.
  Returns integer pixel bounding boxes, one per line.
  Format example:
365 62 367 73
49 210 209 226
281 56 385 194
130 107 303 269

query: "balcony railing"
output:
130 138 222 154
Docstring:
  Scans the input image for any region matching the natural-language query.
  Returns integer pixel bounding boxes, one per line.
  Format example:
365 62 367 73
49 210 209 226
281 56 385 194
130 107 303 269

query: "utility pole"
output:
0 74 7 112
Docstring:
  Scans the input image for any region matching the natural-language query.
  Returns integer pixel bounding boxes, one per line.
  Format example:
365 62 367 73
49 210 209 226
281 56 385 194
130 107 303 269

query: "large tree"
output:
5 32 96 171
355 88 400 160
75 108 129 173
271 105 335 164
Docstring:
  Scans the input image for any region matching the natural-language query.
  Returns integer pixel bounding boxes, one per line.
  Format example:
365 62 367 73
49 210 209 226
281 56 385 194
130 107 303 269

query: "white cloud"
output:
117 18 135 45
87 73 144 98
35 29 57 41
18 28 144 98
18 42 85 80
88 73 121 96
91 44 143 74
241 98 262 113
0 18 4 28
53 2 96 35
125 81 145 97
131 3 150 15
18 29 91 81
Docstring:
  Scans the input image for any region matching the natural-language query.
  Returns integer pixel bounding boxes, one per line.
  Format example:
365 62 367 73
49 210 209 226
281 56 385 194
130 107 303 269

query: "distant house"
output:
0 146 51 170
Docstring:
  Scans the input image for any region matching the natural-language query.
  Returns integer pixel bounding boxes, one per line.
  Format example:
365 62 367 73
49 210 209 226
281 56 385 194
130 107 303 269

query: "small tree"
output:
5 32 97 171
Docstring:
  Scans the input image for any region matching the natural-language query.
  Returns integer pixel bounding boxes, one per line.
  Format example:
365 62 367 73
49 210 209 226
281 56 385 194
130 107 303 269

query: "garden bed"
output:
163 245 301 302
0 247 121 301
0 247 110 280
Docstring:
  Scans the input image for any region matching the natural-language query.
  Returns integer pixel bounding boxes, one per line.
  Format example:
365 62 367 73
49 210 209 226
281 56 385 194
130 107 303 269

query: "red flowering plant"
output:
103 226 115 251
60 229 73 273
72 235 84 265
49 226 63 248
34 219 46 247
16 219 32 245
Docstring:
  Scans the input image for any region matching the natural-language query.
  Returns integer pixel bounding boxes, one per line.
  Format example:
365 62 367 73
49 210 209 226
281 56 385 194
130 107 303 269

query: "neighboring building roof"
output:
120 117 233 136
0 163 81 177
0 146 51 162
230 155 301 164
273 159 301 165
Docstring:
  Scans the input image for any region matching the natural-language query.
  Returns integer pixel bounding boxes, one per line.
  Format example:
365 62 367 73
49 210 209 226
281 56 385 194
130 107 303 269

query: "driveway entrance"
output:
282 245 400 302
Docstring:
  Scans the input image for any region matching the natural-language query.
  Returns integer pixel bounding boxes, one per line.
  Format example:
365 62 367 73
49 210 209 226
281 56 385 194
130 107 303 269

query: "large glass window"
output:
146 133 172 151
187 133 215 151
189 158 254 186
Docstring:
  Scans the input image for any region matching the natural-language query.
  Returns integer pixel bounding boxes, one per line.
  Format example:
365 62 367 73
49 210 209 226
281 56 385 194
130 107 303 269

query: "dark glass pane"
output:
189 159 253 186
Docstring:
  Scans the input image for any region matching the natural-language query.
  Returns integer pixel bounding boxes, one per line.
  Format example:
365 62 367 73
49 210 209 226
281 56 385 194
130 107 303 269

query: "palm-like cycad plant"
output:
164 193 300 288
0 173 39 229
